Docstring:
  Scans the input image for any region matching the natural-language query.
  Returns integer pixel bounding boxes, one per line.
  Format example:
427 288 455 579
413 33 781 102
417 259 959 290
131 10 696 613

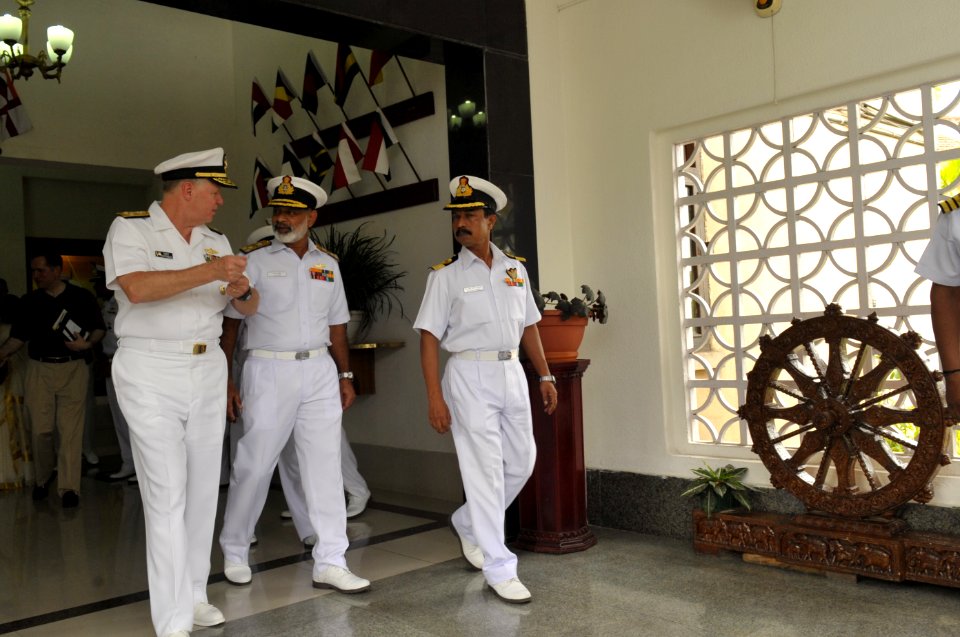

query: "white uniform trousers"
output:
278 426 370 537
444 357 536 586
112 347 227 637
219 353 348 571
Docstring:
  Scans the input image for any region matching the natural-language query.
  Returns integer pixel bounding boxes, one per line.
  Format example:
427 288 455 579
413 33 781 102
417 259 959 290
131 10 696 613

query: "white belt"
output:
119 336 218 355
249 348 327 360
452 349 519 361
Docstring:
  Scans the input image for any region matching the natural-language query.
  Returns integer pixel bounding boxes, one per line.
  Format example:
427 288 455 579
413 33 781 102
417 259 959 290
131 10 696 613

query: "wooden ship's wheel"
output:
696 305 960 588
739 304 951 518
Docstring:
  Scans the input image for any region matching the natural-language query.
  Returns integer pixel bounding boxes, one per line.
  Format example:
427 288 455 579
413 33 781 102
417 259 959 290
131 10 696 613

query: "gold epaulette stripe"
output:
940 194 960 214
430 255 458 270
240 239 272 254
504 252 526 263
317 246 339 261
117 210 150 218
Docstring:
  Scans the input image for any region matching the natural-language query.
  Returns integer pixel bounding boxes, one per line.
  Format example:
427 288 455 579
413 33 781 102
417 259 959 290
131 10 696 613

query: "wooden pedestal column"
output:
516 359 597 554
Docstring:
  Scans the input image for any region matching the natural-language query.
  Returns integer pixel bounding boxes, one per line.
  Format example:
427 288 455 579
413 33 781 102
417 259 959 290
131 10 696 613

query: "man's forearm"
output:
329 324 351 373
117 262 217 304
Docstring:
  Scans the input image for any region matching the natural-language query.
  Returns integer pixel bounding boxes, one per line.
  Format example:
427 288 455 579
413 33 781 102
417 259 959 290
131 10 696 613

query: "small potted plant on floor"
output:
681 463 756 518
533 284 608 361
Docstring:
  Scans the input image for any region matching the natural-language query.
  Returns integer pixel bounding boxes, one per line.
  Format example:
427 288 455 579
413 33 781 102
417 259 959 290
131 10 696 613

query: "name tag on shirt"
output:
266 271 287 277
463 285 484 293
154 251 173 259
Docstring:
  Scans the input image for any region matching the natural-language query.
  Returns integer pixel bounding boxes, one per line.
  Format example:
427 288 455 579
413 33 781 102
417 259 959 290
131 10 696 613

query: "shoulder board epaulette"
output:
940 194 960 214
207 225 224 235
116 210 150 219
504 251 526 263
240 239 271 254
316 246 339 262
430 255 458 271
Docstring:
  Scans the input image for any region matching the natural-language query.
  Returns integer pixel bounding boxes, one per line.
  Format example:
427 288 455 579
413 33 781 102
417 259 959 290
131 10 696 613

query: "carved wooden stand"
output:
694 509 960 588
696 305 960 588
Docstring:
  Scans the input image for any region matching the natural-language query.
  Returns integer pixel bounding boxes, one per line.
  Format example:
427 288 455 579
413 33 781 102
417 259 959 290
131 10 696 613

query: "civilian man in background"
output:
0 253 105 508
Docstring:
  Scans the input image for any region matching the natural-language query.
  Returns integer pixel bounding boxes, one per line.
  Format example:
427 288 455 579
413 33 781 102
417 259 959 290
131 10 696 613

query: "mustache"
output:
455 228 472 237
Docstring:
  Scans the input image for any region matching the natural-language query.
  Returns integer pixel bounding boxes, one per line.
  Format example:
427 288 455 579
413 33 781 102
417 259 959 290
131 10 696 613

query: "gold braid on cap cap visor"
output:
268 198 310 209
444 202 490 209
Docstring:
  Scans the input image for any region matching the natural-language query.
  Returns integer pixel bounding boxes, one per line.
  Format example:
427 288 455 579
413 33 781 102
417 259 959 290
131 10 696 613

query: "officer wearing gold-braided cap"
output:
102 147 258 637
413 175 556 605
217 174 370 595
917 192 960 417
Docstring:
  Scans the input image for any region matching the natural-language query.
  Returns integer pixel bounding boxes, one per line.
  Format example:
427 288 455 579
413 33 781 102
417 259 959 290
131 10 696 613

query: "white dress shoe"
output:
303 534 317 548
489 578 532 604
250 533 258 546
84 451 99 465
345 492 370 519
312 565 370 593
193 602 225 627
109 465 135 480
224 560 252 585
165 631 190 637
280 509 293 519
127 474 138 484
449 519 484 571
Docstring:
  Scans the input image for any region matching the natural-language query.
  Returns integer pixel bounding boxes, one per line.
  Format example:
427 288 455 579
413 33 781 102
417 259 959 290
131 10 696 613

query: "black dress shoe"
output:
32 484 48 501
61 491 79 508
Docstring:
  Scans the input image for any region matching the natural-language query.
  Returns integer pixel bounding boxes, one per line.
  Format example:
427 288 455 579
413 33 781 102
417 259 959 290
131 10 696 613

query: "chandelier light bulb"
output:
458 100 476 118
0 13 21 44
47 40 72 64
46 24 73 53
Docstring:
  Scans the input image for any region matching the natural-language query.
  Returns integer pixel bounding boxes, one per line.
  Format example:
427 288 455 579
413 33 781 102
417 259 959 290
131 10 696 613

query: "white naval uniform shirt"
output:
103 201 235 340
225 239 350 349
916 211 960 286
413 243 541 350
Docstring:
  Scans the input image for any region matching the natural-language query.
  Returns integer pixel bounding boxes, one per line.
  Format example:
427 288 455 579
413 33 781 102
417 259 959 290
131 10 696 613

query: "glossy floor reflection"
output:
6 470 960 637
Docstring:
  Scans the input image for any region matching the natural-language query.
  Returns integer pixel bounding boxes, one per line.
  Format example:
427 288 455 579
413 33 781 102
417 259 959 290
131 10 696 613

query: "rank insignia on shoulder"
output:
430 255 458 271
316 246 340 261
240 239 272 254
939 194 960 214
206 225 224 235
504 251 526 263
117 210 150 219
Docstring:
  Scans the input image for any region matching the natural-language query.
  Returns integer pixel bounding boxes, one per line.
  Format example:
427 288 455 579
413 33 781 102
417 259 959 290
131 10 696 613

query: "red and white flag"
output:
0 69 32 142
332 123 363 190
362 109 398 180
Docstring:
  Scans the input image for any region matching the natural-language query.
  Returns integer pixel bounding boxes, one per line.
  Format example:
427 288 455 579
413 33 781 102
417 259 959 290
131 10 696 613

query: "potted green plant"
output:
681 463 756 518
314 222 407 342
532 285 608 361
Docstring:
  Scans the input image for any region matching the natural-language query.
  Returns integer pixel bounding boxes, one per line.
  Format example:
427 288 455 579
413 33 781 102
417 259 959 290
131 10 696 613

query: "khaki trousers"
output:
24 358 88 495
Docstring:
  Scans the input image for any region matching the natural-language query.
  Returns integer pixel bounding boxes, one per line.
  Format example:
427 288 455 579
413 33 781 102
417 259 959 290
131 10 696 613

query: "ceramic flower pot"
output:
537 310 588 362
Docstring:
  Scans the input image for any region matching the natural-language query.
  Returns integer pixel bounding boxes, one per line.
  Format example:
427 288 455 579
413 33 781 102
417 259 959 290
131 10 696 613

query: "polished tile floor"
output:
5 463 960 637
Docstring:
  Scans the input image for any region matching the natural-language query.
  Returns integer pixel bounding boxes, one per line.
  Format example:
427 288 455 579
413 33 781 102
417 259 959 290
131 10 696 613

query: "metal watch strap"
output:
539 374 557 383
338 371 354 380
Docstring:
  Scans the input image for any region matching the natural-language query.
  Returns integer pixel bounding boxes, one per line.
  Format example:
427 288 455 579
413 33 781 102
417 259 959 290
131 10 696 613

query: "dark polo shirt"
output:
11 283 106 361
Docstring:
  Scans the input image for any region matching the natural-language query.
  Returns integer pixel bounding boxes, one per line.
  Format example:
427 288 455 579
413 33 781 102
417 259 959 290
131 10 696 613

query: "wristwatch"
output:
237 286 254 302
539 375 557 383
338 371 355 381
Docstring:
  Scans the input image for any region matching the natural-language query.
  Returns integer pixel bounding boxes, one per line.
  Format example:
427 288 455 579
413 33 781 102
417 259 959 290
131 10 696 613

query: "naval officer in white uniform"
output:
218 175 369 594
102 148 259 637
414 175 557 604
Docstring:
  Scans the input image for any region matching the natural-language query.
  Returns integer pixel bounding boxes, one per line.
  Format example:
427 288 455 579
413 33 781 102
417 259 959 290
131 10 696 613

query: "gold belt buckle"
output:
192 343 207 355
498 351 512 361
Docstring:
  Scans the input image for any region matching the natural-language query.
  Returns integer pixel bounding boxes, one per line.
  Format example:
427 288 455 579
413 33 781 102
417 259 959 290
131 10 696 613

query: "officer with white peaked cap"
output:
102 147 259 637
218 174 370 594
413 175 557 604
